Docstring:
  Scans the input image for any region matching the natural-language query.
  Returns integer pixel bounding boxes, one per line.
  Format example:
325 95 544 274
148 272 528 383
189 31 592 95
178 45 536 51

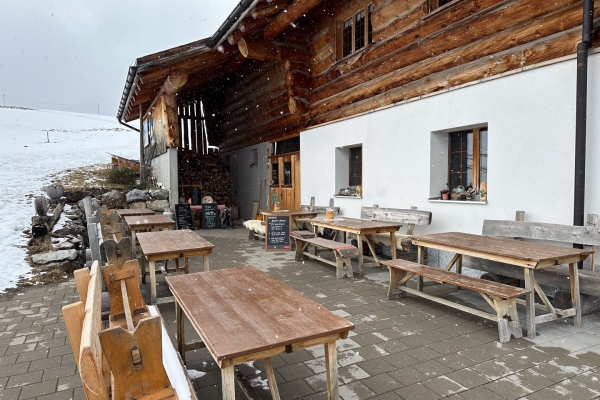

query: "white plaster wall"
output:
301 53 600 234
224 142 270 220
150 147 178 207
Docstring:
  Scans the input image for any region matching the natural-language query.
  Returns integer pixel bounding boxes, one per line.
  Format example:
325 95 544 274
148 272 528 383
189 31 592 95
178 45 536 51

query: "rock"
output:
130 202 147 209
32 249 78 265
45 185 64 200
126 189 150 203
77 197 100 217
66 215 79 220
56 242 75 250
102 190 126 209
53 222 86 236
34 196 48 216
149 189 169 200
146 199 170 211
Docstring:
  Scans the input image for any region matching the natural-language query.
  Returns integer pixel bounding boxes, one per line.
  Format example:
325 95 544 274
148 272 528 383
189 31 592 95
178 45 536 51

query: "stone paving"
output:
2 227 600 400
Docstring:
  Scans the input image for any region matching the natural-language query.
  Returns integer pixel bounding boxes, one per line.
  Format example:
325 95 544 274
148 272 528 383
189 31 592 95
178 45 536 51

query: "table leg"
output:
523 268 536 338
131 230 137 259
417 246 424 292
140 249 147 284
176 302 185 362
149 260 157 304
174 258 180 274
569 263 582 326
324 341 339 400
357 235 364 276
221 364 235 400
263 358 280 400
202 255 209 272
390 232 397 260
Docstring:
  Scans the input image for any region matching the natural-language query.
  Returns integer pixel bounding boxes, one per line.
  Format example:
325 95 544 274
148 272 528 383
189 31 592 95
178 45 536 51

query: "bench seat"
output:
384 259 529 343
294 236 358 278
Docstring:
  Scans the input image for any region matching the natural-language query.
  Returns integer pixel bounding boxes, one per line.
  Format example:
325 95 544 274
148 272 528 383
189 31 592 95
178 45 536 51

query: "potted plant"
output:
440 183 450 200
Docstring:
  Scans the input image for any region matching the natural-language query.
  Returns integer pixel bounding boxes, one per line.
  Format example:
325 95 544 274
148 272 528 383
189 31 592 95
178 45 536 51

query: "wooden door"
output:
269 152 300 210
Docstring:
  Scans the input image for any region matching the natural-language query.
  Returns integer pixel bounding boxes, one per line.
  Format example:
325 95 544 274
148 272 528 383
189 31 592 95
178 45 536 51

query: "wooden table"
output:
411 232 593 337
166 266 354 400
124 214 175 265
113 208 156 218
136 229 214 304
310 216 401 273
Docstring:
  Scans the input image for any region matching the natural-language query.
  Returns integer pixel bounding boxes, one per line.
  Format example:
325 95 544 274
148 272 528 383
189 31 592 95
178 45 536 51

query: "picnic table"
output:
410 232 593 337
260 209 318 228
123 214 175 266
166 266 354 399
136 229 214 304
113 208 156 218
310 216 401 273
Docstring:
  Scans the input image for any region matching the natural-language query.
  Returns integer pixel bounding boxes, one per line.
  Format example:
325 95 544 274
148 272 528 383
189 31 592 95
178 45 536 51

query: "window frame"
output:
447 127 486 194
336 1 374 60
426 0 464 16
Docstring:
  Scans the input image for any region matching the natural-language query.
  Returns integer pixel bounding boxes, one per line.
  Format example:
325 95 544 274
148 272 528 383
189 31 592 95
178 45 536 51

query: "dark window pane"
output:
479 128 488 184
271 162 279 185
439 0 453 6
368 5 373 44
283 161 292 185
355 10 365 51
343 18 352 57
450 153 462 172
349 147 362 186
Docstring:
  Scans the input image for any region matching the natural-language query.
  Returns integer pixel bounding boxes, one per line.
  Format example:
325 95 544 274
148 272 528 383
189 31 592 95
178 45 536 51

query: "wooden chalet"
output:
118 0 600 234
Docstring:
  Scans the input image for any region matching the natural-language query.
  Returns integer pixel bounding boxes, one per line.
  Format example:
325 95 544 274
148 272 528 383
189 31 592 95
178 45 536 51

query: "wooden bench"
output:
361 205 432 255
62 258 197 399
466 211 600 313
384 259 529 343
293 232 359 278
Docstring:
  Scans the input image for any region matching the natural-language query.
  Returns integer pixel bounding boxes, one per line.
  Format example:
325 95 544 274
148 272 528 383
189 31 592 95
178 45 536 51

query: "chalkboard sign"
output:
175 204 194 230
265 215 290 251
201 203 220 230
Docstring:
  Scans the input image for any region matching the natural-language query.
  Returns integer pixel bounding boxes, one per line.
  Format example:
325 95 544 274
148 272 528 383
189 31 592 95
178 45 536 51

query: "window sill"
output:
428 197 487 204
334 195 363 199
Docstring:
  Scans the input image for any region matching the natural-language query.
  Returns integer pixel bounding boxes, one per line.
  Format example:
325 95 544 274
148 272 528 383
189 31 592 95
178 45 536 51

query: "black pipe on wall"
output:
573 0 594 237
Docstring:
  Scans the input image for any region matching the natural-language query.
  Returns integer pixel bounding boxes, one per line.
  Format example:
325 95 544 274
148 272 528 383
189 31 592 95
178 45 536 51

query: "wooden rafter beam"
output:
263 0 323 40
143 71 188 117
238 38 281 61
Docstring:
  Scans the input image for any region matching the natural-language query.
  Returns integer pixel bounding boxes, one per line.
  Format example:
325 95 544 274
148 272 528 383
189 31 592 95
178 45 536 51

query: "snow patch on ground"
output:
186 369 207 379
0 108 138 292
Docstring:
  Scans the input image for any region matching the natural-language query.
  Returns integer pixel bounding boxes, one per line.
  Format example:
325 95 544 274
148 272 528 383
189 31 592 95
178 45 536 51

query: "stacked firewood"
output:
178 150 234 206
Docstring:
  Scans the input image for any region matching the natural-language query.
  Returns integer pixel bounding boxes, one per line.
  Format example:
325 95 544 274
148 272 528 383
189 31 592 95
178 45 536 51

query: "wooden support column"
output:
139 104 146 182
263 0 323 40
164 94 180 149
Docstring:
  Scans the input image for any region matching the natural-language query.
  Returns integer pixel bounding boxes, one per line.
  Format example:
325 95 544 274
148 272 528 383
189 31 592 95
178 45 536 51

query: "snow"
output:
0 107 139 292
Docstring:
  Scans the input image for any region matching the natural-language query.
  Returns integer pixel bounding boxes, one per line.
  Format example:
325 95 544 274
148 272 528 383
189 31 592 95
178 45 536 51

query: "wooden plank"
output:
74 268 90 306
360 207 432 225
483 219 600 246
384 259 529 299
136 229 214 258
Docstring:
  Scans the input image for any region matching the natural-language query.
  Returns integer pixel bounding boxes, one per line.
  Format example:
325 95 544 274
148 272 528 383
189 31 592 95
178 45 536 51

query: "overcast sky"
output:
0 0 239 117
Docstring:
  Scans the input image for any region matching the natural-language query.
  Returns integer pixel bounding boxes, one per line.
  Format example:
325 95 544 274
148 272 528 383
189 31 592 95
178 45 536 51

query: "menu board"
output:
265 215 290 251
202 203 220 230
175 204 193 230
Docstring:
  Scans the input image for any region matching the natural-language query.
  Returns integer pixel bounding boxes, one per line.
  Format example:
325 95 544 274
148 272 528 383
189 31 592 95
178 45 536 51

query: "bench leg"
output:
221 364 236 400
177 302 185 362
324 341 340 400
494 297 522 343
202 255 209 272
335 255 352 279
294 239 307 261
416 246 425 292
263 358 281 400
388 267 407 299
247 228 254 240
149 260 157 305
356 236 364 276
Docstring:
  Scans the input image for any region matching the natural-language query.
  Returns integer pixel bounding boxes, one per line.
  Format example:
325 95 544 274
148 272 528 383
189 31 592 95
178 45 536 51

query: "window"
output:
428 0 461 13
338 3 374 59
430 125 487 201
349 147 362 186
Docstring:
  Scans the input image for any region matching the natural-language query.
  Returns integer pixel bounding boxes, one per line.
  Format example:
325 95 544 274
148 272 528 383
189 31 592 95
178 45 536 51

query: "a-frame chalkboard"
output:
175 204 194 230
265 215 291 251
202 203 220 230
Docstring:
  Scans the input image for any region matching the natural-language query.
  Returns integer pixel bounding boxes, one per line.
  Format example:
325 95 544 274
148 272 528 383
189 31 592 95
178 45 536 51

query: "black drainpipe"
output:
573 0 594 257
118 119 140 133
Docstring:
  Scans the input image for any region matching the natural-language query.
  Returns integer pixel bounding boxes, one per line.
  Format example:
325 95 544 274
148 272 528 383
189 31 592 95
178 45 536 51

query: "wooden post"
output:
586 214 598 271
139 104 145 183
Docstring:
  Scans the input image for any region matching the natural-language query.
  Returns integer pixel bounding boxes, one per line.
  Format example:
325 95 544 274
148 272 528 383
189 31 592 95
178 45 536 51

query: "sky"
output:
0 0 240 117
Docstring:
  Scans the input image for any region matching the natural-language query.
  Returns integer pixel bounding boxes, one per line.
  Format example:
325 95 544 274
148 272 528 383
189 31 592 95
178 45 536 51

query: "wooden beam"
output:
161 71 188 95
263 0 323 40
238 38 281 61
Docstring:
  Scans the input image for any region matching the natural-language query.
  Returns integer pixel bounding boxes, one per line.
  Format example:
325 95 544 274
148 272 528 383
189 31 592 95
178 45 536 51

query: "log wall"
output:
305 0 600 126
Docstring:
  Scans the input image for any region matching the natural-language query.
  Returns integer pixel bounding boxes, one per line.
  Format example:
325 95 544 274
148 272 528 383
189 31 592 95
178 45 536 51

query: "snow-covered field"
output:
0 107 139 292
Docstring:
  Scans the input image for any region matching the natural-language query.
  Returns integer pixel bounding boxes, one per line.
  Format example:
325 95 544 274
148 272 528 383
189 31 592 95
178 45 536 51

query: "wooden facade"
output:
120 0 600 154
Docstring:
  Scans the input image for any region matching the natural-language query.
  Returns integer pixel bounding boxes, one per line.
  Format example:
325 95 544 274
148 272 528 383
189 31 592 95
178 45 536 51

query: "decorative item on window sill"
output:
337 186 361 197
449 185 478 201
440 183 450 200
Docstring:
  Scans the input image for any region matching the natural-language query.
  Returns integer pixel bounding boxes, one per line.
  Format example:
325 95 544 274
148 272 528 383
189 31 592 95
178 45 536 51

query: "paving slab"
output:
1 227 600 399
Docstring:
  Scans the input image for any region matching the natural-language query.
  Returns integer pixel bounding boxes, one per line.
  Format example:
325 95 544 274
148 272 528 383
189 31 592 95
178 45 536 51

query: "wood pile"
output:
178 150 234 206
